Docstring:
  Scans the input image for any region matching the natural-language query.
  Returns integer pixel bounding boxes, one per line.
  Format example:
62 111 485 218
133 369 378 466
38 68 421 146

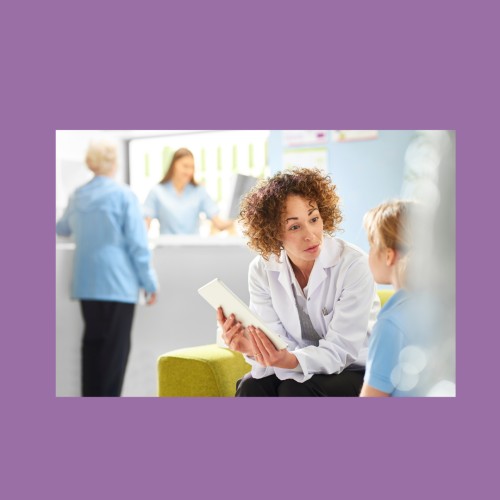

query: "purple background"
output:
2 0 495 498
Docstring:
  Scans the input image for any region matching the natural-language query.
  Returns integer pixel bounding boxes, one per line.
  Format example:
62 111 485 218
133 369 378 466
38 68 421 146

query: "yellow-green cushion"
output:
157 344 251 397
377 289 394 307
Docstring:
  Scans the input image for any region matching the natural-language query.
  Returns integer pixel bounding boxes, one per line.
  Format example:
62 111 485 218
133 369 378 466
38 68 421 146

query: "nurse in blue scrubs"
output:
143 147 233 235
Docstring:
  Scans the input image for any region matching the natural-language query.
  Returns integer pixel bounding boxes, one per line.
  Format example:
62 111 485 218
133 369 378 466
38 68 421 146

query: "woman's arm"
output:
142 188 158 233
199 187 234 232
211 215 234 231
123 191 158 295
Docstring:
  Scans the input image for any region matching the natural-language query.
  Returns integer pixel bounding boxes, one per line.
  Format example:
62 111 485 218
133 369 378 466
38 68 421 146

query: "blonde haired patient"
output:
360 200 418 397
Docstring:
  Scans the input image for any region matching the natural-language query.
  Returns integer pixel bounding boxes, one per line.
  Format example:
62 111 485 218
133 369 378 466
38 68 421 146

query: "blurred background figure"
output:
143 147 234 235
399 130 456 396
56 140 158 397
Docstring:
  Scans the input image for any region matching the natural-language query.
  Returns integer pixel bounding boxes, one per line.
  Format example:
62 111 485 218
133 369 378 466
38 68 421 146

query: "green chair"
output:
157 344 251 397
376 289 394 308
157 289 394 397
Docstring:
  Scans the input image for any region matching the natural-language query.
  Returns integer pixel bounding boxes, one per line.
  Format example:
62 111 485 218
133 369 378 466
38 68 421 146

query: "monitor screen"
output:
227 173 259 219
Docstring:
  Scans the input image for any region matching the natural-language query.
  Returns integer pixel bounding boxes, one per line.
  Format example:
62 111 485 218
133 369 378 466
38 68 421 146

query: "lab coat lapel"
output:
263 251 295 303
274 252 300 332
307 261 327 298
308 237 341 298
276 252 295 303
264 239 341 304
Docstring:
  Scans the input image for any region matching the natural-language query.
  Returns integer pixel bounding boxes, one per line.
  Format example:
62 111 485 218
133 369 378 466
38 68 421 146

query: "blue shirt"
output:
56 176 158 303
364 289 416 396
143 182 219 235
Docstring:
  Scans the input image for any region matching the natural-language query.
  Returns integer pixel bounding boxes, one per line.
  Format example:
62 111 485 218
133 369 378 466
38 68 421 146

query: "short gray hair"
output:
85 140 117 175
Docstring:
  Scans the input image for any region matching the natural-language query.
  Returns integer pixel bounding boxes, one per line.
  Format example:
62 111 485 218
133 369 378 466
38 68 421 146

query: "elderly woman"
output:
56 140 158 397
217 167 380 397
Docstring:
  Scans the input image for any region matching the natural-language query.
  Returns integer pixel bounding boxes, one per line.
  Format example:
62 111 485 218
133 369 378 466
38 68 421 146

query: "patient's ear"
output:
385 248 397 266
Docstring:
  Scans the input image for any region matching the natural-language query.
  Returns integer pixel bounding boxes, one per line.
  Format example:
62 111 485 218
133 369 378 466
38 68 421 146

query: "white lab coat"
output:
245 236 380 382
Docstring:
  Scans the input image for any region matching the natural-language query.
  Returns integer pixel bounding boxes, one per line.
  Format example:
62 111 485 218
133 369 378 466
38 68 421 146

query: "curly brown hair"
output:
239 167 343 260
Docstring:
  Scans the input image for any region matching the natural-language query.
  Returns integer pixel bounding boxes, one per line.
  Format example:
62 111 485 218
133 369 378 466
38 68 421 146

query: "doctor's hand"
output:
248 326 298 369
217 307 252 355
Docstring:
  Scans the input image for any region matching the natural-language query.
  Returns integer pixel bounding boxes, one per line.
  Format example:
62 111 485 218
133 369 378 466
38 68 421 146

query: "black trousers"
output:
80 300 135 397
236 370 364 397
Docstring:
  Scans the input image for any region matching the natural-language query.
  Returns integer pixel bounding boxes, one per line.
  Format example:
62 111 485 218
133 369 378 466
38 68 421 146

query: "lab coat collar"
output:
263 236 342 299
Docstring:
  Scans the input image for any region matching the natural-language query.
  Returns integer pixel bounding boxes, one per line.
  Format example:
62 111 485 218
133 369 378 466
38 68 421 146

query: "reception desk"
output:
56 235 257 396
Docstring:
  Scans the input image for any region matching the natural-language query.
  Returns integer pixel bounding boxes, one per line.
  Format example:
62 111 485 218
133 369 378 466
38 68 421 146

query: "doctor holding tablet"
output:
217 167 380 397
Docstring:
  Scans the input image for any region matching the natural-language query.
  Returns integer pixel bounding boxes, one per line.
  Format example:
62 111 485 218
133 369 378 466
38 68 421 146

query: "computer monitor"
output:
226 173 259 219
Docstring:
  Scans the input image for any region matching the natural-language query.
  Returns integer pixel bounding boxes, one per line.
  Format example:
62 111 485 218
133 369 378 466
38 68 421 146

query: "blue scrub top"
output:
143 182 219 235
56 176 158 303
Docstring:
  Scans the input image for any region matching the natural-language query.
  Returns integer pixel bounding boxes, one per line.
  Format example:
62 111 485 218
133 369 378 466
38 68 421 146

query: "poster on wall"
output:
283 147 328 171
332 130 378 142
282 130 328 147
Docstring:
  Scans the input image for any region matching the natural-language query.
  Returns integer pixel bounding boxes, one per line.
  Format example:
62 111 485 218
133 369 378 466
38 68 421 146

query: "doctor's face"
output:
280 195 323 267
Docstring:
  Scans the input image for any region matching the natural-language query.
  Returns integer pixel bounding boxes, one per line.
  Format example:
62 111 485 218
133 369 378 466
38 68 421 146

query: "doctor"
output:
218 167 380 397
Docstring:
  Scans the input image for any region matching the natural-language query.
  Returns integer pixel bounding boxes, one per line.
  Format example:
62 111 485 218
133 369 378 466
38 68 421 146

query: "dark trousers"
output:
236 370 364 397
80 300 135 397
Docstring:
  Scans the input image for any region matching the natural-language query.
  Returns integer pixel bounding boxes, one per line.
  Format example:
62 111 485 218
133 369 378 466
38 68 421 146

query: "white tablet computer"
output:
198 278 288 350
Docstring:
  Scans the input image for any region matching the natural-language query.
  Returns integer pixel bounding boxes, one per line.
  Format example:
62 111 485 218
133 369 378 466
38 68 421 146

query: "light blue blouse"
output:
56 176 158 303
143 182 219 235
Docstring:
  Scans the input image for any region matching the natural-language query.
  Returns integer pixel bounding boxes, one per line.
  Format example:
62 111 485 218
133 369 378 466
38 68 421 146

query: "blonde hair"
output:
85 140 117 175
363 200 417 288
